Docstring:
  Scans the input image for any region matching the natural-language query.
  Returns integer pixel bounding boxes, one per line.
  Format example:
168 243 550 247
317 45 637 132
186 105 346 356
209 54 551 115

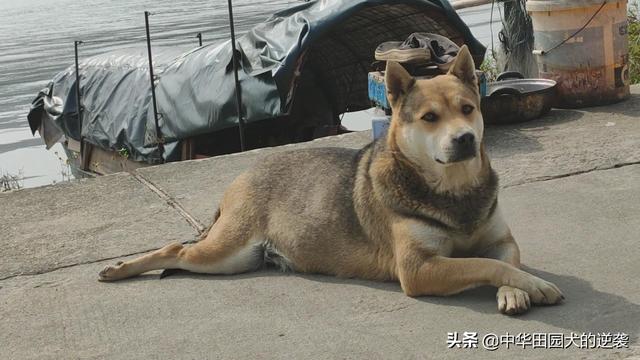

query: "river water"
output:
0 0 501 188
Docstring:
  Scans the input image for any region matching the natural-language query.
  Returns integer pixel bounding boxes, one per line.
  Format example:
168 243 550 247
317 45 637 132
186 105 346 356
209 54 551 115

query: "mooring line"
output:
129 171 206 234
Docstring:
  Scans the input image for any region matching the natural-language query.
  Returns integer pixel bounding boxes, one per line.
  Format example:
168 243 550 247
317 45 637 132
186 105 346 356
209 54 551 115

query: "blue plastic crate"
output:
368 72 389 110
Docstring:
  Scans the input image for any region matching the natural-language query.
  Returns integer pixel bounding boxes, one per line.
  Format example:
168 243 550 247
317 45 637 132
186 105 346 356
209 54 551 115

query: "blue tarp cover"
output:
28 0 485 162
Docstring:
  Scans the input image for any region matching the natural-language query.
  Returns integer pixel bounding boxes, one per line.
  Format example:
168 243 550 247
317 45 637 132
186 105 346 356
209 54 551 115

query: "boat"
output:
27 0 485 177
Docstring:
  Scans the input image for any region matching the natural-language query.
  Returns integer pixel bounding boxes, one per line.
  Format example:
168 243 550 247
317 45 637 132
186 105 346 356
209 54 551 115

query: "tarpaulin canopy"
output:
28 0 485 162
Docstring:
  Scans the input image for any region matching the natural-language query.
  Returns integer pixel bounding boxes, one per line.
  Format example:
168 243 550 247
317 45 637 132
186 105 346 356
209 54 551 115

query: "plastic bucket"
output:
527 0 630 108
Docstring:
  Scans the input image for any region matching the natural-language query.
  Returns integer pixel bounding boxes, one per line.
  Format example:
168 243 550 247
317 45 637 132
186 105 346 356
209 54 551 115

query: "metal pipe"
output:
74 41 83 128
226 0 246 151
144 11 163 154
196 32 203 46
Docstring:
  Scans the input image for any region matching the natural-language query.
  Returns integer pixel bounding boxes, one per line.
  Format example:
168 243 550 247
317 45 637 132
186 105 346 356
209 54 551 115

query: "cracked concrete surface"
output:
0 173 198 280
1 166 639 359
1 86 639 359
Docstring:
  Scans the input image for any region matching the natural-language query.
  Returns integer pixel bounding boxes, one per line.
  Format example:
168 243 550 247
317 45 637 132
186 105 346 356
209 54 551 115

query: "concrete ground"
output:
1 87 640 359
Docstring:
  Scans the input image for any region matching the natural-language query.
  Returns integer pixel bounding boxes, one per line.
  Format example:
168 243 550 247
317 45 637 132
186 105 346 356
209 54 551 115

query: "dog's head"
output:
385 45 483 169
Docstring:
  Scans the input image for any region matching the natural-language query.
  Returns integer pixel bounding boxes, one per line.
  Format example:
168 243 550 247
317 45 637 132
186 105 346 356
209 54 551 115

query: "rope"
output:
499 0 536 75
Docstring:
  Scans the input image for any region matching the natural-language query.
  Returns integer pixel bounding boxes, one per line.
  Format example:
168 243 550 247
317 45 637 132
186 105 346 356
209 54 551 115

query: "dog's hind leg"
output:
98 212 262 281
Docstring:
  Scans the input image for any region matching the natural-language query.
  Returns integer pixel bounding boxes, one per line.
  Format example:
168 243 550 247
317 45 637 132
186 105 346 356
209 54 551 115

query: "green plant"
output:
629 3 640 84
118 147 130 159
0 170 23 192
53 150 73 184
480 56 499 82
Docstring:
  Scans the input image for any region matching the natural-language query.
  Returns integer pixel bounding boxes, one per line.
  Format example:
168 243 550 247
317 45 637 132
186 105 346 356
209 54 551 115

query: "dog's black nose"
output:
453 132 475 145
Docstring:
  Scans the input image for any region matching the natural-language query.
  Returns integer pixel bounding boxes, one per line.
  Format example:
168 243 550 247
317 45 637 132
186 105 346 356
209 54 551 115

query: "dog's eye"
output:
422 112 437 122
462 104 474 115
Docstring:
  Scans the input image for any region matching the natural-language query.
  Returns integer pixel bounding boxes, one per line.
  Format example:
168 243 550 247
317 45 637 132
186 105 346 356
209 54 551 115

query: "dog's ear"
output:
447 45 477 89
385 61 415 106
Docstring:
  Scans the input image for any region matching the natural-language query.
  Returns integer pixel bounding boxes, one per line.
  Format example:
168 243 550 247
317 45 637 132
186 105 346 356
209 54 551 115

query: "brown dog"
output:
99 45 564 315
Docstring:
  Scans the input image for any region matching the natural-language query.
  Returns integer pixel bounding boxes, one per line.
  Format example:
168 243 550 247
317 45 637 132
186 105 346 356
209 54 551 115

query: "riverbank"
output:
1 86 640 359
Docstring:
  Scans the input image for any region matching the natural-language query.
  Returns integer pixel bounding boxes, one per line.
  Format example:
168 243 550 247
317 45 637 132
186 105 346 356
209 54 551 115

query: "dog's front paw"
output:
519 275 565 305
98 261 126 282
497 286 530 315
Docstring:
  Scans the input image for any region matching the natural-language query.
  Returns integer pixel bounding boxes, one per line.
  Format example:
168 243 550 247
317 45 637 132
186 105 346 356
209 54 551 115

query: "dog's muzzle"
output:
444 132 477 163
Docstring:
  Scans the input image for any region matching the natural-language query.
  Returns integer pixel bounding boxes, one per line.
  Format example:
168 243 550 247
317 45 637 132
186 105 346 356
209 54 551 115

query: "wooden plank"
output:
86 145 151 175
